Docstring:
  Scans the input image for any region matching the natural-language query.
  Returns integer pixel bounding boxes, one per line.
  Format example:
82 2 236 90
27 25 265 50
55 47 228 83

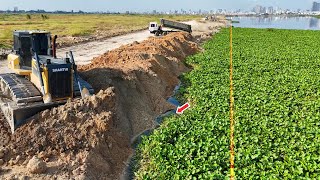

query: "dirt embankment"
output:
0 32 203 179
80 32 199 137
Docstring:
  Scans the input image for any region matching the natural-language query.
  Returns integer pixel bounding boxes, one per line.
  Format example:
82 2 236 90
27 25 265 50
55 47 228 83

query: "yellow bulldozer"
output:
0 30 94 133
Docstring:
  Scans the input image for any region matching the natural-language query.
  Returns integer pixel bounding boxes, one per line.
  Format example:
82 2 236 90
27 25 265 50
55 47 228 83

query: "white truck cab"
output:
149 22 159 33
148 19 191 36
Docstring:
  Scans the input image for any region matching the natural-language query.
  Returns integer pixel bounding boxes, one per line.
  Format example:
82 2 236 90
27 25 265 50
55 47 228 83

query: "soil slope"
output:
0 31 207 179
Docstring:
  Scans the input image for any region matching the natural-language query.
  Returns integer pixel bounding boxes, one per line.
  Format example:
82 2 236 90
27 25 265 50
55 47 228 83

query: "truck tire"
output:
155 32 160 36
163 31 168 36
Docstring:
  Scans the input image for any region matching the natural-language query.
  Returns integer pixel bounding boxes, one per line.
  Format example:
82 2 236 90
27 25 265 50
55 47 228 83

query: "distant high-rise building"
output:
254 5 263 14
267 6 274 14
14 7 18 12
312 1 320 11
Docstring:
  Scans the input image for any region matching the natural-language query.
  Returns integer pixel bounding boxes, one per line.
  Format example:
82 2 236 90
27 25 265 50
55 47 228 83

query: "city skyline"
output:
0 0 317 13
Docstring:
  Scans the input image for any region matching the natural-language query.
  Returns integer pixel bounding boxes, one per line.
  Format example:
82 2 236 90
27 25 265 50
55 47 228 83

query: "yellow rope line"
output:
229 25 235 180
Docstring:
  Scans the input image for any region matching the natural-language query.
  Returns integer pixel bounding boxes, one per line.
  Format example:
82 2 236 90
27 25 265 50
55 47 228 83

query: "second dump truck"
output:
149 19 192 36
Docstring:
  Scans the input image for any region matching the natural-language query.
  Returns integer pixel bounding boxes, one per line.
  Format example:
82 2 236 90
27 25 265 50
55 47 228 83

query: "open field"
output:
135 28 320 179
0 14 201 48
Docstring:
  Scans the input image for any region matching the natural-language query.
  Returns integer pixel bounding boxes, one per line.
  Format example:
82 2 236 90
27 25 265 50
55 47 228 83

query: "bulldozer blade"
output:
73 75 94 97
0 98 63 134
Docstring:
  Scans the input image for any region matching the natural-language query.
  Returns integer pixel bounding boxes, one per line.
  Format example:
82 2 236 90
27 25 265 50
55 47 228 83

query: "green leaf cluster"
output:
233 28 320 179
135 28 320 179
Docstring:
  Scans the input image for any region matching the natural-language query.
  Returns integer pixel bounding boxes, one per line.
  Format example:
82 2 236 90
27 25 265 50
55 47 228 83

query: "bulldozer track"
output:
0 74 43 104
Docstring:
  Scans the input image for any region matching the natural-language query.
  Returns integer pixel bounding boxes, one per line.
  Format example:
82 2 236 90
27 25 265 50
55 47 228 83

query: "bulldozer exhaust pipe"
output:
52 35 57 58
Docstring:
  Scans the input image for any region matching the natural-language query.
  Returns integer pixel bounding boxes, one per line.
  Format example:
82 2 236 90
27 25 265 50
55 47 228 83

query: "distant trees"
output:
25 14 49 20
41 14 49 20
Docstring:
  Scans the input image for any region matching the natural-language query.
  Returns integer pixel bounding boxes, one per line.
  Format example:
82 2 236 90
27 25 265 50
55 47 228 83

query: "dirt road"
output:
0 60 9 73
57 30 152 65
0 19 225 73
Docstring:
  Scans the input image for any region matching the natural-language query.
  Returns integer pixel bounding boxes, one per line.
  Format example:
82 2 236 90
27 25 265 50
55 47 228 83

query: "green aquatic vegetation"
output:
135 28 320 179
233 28 320 178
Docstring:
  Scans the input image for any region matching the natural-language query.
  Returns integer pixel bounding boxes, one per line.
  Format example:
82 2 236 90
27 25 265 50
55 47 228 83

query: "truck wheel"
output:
155 32 160 36
163 32 168 36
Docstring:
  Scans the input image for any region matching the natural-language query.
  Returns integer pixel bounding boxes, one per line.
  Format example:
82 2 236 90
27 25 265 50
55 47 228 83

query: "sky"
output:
0 0 316 12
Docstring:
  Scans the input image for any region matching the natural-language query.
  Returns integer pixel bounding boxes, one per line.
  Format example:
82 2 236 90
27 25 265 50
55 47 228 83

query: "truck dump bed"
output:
161 19 192 33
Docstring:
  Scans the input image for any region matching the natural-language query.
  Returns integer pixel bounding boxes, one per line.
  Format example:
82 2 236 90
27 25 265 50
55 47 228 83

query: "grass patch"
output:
0 43 10 49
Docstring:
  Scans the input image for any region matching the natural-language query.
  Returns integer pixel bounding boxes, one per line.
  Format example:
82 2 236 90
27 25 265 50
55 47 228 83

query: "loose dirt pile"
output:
189 19 226 43
0 31 203 179
0 88 131 179
81 32 199 136
0 113 10 147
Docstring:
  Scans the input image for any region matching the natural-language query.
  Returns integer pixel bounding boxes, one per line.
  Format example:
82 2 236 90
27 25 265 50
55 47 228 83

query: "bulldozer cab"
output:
1 30 94 133
13 30 51 68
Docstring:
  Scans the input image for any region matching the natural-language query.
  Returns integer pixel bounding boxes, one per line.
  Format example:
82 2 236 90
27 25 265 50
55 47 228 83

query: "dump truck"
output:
0 30 94 133
149 19 192 36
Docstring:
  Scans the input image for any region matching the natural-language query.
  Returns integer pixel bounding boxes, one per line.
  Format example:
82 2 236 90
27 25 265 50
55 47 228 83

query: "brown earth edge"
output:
0 23 226 179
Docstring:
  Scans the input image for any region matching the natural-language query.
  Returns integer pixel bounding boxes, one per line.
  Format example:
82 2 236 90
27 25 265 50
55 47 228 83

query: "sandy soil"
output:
0 49 11 73
0 18 226 179
0 62 9 74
